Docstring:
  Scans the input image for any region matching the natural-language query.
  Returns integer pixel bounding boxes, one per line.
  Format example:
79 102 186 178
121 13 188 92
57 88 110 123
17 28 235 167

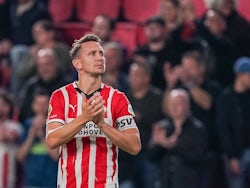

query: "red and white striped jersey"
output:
0 120 22 188
47 82 137 188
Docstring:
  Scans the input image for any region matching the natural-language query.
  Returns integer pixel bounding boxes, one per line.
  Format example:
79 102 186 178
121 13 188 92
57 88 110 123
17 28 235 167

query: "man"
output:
19 48 70 122
217 57 250 188
134 16 184 90
17 88 58 188
149 89 207 188
45 34 141 188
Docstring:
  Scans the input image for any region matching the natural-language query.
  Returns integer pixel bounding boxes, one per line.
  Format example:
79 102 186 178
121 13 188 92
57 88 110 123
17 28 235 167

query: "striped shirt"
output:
47 82 137 188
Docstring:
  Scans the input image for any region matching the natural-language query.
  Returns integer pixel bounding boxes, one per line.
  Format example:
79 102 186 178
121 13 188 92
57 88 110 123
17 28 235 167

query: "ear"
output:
72 59 82 70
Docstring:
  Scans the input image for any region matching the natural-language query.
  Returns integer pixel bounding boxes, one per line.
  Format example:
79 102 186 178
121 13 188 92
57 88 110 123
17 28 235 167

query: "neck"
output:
234 78 247 93
77 74 102 95
148 40 165 52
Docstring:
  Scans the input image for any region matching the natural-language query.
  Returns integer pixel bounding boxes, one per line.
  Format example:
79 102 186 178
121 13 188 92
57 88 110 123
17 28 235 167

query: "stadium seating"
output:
76 0 121 22
237 0 250 22
122 0 161 23
193 0 207 18
112 22 139 57
48 0 75 22
54 22 91 45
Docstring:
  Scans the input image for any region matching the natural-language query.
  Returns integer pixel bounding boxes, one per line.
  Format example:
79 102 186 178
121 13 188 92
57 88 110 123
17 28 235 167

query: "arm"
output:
189 86 212 110
46 92 104 149
99 123 141 155
17 124 36 162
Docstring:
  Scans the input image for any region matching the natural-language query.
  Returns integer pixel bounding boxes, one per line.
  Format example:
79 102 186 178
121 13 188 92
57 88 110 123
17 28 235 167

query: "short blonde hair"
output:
69 34 102 59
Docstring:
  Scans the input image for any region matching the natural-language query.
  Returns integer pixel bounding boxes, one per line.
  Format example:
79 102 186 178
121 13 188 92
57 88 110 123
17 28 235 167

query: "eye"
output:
99 51 104 56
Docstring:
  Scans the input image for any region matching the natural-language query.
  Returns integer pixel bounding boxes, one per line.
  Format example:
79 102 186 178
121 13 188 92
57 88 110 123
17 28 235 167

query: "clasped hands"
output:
81 92 105 127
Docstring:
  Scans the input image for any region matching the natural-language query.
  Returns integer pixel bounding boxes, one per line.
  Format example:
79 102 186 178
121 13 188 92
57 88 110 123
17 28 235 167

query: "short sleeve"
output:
46 89 65 125
112 91 137 131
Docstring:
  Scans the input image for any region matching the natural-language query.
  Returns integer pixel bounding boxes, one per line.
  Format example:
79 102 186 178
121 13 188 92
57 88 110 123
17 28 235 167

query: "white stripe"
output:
46 119 65 126
58 145 68 187
75 138 83 188
60 86 69 123
88 136 96 188
105 87 115 185
106 87 115 125
75 92 83 188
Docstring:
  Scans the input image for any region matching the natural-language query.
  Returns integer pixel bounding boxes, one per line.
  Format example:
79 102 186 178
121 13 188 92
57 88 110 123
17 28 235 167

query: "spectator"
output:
0 89 23 188
19 48 70 122
91 14 116 44
205 0 250 58
196 9 235 87
134 16 183 90
102 41 128 92
217 57 250 188
158 0 181 33
149 88 208 188
164 50 223 188
121 62 163 188
9 0 51 94
17 88 58 188
16 19 72 83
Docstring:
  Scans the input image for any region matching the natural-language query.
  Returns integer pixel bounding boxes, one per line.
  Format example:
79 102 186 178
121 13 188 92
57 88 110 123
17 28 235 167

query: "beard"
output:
148 37 162 43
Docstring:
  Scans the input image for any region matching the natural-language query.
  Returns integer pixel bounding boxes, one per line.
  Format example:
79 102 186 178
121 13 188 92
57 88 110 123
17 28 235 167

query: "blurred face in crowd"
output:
145 23 165 43
204 10 226 36
32 23 55 47
158 0 179 22
165 90 190 119
218 0 234 16
128 63 151 92
238 73 250 89
181 56 205 81
36 49 59 82
0 97 10 119
92 15 113 42
103 45 122 73
32 94 50 116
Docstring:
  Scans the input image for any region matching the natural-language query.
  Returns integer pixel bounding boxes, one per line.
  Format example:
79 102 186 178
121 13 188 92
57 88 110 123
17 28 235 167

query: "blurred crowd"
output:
0 0 250 188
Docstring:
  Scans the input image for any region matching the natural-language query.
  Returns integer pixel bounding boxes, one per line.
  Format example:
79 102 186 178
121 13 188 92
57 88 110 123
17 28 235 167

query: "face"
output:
241 73 250 89
32 95 50 115
158 0 178 22
36 55 59 82
128 64 150 91
145 23 165 42
167 94 189 119
32 24 54 47
219 0 234 16
0 97 10 119
204 10 226 36
75 41 106 76
103 47 122 72
181 57 203 80
92 16 112 42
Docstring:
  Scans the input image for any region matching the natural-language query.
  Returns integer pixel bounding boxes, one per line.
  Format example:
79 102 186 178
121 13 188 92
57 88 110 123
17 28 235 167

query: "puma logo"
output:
69 104 77 112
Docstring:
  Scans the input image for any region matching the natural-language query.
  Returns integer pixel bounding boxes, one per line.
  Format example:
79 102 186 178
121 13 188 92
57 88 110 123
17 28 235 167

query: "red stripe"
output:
111 144 117 181
95 137 107 188
81 137 90 188
3 153 9 188
66 139 77 188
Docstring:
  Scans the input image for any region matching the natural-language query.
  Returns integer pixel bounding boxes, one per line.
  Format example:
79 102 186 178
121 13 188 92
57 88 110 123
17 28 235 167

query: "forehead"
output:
81 41 103 52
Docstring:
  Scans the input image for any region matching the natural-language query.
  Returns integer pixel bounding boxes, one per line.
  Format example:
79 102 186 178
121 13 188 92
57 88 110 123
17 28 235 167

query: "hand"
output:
152 123 167 145
81 92 105 123
163 63 181 89
229 158 241 175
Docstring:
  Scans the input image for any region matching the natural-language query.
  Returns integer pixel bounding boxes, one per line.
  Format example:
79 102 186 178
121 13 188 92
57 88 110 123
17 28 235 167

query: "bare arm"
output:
46 93 104 149
189 86 212 110
99 123 141 155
